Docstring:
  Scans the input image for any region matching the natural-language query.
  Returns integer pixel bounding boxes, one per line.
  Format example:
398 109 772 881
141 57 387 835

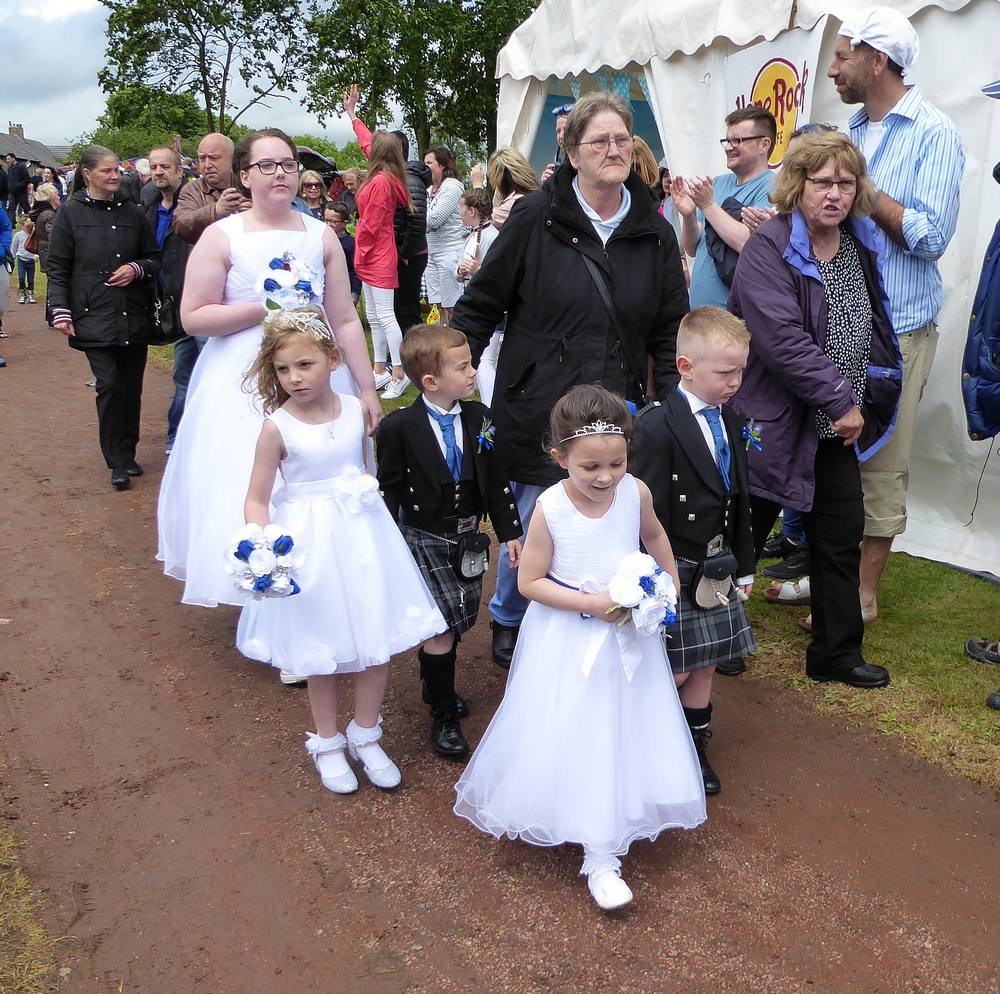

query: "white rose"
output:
618 551 657 580
608 574 644 608
633 596 667 636
654 571 677 607
248 548 277 577
233 523 263 544
269 574 290 594
262 523 284 545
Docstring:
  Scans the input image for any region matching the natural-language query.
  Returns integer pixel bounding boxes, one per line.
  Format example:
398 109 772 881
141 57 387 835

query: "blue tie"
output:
700 406 731 492
426 406 463 482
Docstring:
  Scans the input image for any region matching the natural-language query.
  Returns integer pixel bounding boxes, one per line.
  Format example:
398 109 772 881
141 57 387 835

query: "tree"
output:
99 0 308 134
306 0 539 156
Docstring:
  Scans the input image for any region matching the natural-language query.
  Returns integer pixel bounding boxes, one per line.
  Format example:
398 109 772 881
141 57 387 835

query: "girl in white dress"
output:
238 307 447 793
158 128 382 608
454 385 706 911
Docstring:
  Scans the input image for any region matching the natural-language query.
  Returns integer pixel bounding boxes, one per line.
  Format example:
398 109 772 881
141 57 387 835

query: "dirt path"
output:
1 302 998 994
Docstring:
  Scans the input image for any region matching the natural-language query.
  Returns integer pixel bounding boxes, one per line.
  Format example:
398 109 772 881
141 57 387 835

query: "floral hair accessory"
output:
477 417 496 454
270 307 336 342
256 252 319 312
225 523 304 599
558 419 625 445
742 419 763 452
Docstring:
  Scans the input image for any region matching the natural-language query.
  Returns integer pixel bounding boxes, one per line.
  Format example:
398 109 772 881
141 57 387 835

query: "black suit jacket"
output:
376 398 522 543
630 389 755 577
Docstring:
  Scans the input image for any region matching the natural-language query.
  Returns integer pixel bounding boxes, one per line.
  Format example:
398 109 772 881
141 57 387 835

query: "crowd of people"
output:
2 4 999 912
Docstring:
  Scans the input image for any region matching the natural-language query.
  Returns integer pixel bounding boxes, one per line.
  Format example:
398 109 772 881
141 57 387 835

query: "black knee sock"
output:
683 703 713 730
419 645 458 711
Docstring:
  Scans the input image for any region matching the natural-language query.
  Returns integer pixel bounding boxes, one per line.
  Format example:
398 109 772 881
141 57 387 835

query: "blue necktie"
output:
426 406 462 482
700 406 731 492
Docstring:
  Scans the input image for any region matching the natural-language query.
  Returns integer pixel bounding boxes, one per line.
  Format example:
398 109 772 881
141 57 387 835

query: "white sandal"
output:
346 718 401 790
305 732 358 795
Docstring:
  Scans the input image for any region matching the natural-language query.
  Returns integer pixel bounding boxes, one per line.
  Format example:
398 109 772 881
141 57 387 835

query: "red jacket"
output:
355 171 407 289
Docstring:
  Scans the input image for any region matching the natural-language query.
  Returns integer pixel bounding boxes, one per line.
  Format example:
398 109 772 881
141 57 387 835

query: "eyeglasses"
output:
719 135 769 149
577 136 633 154
805 176 857 194
324 217 346 226
248 159 298 175
302 181 322 188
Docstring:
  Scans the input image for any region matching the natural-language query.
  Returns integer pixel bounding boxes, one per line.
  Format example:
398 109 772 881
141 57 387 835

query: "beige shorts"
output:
860 322 938 538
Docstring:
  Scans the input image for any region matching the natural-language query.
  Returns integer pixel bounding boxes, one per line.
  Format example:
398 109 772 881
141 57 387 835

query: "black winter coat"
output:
144 180 190 336
47 191 162 349
451 164 689 486
394 160 430 261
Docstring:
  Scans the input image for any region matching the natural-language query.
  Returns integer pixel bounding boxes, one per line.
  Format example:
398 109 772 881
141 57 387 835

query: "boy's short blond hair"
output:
400 324 469 389
677 306 750 360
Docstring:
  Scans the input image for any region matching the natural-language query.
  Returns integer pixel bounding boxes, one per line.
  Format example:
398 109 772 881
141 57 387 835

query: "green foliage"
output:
291 136 367 170
305 0 540 155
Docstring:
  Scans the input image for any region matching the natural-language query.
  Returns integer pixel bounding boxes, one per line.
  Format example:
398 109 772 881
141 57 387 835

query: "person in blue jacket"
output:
961 79 1000 708
0 206 11 366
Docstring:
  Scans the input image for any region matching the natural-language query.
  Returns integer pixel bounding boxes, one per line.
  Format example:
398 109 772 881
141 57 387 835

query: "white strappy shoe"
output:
346 718 401 790
305 732 358 795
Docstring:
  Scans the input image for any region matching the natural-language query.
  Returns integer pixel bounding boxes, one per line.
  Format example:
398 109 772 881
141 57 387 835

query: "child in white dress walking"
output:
454 385 706 911
238 307 446 794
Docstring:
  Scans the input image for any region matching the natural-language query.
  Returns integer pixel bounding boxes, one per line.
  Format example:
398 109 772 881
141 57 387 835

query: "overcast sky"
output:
1 0 360 148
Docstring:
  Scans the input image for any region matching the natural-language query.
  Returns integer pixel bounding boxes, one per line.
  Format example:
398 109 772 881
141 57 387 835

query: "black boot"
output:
490 620 519 669
419 646 469 759
420 645 468 718
684 705 720 795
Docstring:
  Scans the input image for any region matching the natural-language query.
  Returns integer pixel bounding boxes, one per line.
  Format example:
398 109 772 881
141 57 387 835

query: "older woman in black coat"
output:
47 145 162 490
451 91 689 666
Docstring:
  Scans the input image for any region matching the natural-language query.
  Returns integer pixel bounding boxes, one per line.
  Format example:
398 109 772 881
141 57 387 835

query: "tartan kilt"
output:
402 526 483 635
662 558 757 674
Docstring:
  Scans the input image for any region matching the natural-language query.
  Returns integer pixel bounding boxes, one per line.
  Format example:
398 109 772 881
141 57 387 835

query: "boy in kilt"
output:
377 325 522 759
630 307 757 795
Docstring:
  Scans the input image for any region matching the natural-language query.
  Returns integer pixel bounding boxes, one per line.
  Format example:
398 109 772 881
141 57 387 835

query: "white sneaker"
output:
279 669 307 686
305 732 358 794
381 375 411 400
346 718 401 790
373 369 393 390
587 868 633 911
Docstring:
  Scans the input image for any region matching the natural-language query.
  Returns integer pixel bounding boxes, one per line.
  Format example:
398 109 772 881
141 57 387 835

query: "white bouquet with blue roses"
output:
226 523 304 599
606 551 678 636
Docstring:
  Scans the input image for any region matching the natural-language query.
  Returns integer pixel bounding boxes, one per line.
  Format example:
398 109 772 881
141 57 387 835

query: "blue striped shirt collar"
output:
848 84 923 129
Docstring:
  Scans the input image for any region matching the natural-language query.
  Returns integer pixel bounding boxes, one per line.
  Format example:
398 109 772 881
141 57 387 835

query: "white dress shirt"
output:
422 397 465 460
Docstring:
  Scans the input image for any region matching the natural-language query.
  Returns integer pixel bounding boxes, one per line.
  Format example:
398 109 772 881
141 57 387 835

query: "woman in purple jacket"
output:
729 131 901 690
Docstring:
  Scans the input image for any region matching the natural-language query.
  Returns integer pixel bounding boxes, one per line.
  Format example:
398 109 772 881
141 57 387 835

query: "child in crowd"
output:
323 201 362 305
630 307 757 795
12 218 38 304
454 384 706 911
237 307 446 795
456 188 498 286
376 325 522 760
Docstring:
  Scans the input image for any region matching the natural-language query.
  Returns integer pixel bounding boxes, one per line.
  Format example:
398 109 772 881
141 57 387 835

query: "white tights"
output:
363 283 403 366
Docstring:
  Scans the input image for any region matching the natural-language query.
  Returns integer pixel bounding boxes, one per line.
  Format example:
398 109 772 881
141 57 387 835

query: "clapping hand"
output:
685 175 715 210
671 176 697 217
741 205 774 232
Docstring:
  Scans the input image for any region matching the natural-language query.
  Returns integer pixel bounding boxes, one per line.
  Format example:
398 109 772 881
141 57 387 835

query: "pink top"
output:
355 171 407 289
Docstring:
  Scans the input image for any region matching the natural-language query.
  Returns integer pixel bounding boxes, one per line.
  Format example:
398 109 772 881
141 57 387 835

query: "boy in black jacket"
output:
631 307 757 795
377 325 522 758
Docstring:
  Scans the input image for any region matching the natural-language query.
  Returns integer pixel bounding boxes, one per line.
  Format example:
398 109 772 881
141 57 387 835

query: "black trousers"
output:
394 252 428 337
751 439 865 676
82 344 148 469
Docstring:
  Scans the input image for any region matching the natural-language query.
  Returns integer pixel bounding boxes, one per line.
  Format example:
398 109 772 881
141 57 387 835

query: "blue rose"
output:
253 574 274 593
235 539 256 562
290 579 301 596
269 258 285 270
638 575 656 596
263 277 280 292
662 608 677 627
272 535 293 555
293 280 313 296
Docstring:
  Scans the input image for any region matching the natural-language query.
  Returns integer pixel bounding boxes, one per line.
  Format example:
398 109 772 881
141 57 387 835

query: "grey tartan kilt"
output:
662 558 757 674
402 526 483 635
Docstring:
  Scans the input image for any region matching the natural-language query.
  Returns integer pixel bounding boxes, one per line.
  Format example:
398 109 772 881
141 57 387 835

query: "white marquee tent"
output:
496 0 1000 578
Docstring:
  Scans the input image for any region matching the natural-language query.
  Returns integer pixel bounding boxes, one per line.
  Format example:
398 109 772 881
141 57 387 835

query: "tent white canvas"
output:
496 0 1000 578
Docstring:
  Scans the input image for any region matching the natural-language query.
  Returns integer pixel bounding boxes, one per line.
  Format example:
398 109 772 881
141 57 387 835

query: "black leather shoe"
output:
491 620 519 669
111 467 131 490
760 533 800 560
762 546 810 580
715 656 746 677
421 680 468 719
431 708 469 759
807 662 890 688
0 354 6 368
689 727 720 795
125 461 144 477
987 689 1000 710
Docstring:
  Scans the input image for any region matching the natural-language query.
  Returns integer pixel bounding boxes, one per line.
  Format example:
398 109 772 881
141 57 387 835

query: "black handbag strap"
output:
580 252 647 401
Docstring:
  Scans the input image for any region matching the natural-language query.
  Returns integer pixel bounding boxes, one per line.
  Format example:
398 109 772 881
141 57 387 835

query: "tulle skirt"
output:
236 474 447 675
454 601 707 855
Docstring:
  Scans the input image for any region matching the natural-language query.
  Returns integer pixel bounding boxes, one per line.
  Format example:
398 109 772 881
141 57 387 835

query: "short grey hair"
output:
563 91 633 151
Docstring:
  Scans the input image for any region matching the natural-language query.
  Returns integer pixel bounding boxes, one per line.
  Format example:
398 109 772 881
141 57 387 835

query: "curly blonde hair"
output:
244 307 342 414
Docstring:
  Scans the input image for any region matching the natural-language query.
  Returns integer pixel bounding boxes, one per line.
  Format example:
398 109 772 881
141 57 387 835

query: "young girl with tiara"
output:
237 306 447 794
454 384 706 911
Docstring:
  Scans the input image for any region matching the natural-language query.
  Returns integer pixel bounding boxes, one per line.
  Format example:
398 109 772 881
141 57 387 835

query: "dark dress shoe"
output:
987 689 1000 710
689 727 720 795
125 461 144 477
431 708 469 759
111 468 131 490
762 546 810 580
807 662 890 689
491 620 519 669
0 354 6 368
715 656 746 677
421 680 468 719
760 533 800 560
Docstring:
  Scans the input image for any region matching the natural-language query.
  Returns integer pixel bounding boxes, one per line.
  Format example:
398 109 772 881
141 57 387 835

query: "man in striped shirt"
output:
828 6 965 621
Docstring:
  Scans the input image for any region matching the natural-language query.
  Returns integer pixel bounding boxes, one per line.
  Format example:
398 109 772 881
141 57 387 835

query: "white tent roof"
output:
498 0 978 79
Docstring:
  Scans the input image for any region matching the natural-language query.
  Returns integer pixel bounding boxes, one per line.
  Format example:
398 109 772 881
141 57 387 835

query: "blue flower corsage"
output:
742 419 763 452
257 253 318 312
477 417 496 454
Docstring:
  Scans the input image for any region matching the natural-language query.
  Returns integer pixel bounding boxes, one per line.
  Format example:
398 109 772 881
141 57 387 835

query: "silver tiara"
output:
265 308 335 343
558 420 625 445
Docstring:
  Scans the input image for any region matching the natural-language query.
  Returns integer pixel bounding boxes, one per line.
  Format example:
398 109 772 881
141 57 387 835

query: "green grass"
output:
746 551 1000 788
0 829 55 994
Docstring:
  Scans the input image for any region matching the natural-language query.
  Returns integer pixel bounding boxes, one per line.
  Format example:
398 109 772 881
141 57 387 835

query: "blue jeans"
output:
489 482 545 627
167 335 207 446
17 258 35 291
781 507 808 546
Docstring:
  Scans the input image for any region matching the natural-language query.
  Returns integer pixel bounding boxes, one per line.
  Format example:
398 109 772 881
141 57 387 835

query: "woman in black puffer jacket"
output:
47 145 162 490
